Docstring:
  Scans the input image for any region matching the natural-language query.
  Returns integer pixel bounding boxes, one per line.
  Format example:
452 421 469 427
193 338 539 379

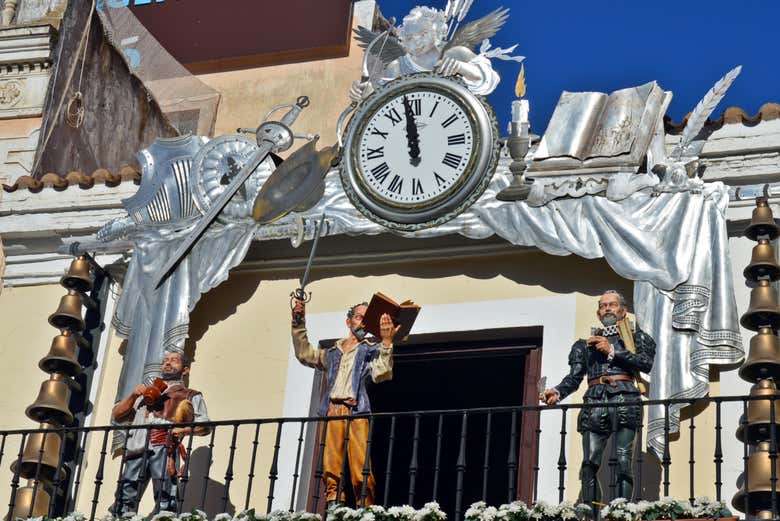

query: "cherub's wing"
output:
443 7 510 52
353 26 406 65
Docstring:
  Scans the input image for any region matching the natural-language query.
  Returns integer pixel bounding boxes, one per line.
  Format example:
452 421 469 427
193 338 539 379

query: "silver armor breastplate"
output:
122 135 208 225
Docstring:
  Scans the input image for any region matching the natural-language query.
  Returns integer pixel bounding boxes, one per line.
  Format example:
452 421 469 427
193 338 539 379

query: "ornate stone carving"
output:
0 80 22 106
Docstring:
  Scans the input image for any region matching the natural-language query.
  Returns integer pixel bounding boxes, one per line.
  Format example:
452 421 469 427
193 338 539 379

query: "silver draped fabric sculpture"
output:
96 2 743 457
100 148 742 456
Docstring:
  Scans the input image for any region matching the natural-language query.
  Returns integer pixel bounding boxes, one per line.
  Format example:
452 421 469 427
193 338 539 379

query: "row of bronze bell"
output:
733 198 780 516
6 258 93 519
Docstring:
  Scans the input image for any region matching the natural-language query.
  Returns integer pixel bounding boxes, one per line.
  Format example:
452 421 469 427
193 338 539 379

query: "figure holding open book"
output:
291 298 400 507
540 290 656 504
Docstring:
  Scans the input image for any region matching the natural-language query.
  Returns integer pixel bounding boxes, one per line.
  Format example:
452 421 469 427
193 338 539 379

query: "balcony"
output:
1 394 776 521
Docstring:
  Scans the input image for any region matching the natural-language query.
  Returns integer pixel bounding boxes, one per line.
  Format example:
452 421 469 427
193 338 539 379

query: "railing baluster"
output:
199 427 216 511
28 430 49 519
689 400 696 503
663 402 671 497
222 423 240 514
558 407 567 502
714 398 723 502
112 427 131 516
266 420 284 513
360 416 375 508
383 416 396 506
153 427 175 510
68 426 92 514
454 411 468 521
433 414 444 502
636 418 644 501
408 413 421 506
178 424 196 514
49 427 67 517
336 415 352 509
770 393 777 519
89 428 110 521
245 422 262 510
507 410 518 503
290 421 307 511
533 410 542 502
482 412 493 502
312 419 327 510
609 403 619 500
8 433 28 518
742 398 750 516
132 427 152 514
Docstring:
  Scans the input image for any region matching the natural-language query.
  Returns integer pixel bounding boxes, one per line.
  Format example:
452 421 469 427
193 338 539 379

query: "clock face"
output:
341 73 499 231
356 89 475 207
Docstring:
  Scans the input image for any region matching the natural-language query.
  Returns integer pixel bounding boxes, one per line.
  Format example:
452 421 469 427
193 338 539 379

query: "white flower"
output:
215 514 233 521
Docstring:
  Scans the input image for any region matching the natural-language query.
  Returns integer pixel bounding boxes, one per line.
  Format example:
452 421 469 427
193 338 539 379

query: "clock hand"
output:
402 96 421 166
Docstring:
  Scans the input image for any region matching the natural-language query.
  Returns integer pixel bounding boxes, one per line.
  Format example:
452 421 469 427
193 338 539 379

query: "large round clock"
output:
341 72 500 231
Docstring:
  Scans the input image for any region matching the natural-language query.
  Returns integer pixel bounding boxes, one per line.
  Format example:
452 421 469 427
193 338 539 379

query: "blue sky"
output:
378 0 780 134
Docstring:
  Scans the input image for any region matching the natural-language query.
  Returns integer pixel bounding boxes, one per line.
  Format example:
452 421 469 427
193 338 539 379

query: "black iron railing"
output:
2 394 776 521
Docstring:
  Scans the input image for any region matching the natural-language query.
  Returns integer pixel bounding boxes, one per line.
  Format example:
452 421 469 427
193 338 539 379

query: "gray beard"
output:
601 315 618 327
161 370 182 381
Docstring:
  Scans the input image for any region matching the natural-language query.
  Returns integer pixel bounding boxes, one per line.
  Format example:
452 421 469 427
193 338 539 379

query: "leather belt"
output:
588 374 633 388
330 398 357 408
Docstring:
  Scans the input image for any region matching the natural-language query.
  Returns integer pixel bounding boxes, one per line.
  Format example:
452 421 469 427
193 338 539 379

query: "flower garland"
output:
14 497 732 521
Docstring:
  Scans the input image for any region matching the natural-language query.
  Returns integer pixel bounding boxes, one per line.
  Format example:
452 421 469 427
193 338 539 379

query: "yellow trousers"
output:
323 403 376 505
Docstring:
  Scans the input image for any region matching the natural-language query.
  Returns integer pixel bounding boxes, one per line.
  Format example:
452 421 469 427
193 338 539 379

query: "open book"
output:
528 81 671 177
363 292 420 343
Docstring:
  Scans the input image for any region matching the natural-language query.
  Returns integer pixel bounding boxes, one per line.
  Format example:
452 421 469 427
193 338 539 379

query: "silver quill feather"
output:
671 65 742 160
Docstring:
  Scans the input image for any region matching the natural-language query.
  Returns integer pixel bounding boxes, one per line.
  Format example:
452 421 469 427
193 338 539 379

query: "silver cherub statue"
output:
350 2 523 101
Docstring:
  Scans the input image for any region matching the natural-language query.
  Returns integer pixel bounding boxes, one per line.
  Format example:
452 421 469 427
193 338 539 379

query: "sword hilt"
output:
290 288 312 325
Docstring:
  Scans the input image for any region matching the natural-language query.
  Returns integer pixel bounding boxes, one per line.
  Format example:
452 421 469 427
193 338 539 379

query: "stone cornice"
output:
0 24 55 67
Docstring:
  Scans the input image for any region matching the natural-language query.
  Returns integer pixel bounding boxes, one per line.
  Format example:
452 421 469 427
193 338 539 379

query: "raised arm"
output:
291 299 327 370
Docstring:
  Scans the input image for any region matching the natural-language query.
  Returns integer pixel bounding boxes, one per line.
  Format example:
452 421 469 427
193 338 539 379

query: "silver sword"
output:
290 213 327 323
153 96 310 289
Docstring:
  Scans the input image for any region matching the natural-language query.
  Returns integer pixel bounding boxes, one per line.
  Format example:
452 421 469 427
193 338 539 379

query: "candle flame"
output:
515 64 526 99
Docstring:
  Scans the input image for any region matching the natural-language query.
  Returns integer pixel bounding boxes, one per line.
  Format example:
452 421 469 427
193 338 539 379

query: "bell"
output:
38 331 81 377
11 424 62 481
745 197 780 241
740 328 780 382
741 279 780 331
745 239 780 282
6 481 51 520
59 256 92 293
732 441 780 514
735 380 780 443
47 290 85 331
25 374 73 426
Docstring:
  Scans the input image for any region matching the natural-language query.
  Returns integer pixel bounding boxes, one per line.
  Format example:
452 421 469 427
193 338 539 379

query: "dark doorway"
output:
365 326 542 512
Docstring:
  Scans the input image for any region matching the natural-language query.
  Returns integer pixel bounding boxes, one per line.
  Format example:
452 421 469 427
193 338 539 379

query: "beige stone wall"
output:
195 15 364 152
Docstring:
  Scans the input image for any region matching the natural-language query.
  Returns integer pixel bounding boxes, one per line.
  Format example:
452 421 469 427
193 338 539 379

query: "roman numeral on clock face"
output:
412 178 424 195
366 146 384 160
434 172 447 186
441 114 458 128
447 133 466 146
371 162 390 183
410 98 421 116
370 128 388 140
442 152 462 169
384 108 402 126
388 174 403 194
